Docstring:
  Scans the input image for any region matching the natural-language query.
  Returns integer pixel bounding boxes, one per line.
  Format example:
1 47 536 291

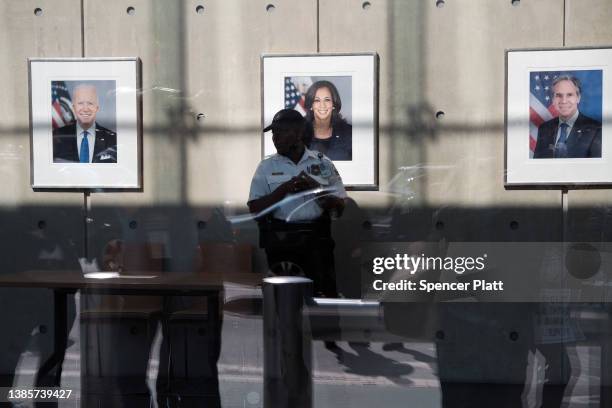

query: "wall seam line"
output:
563 0 566 46
80 0 89 259
80 0 85 56
316 0 320 52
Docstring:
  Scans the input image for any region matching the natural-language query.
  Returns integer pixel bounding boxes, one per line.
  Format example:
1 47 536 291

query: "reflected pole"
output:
263 276 313 408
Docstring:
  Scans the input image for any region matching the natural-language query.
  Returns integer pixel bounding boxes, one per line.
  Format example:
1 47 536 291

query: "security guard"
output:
248 108 346 298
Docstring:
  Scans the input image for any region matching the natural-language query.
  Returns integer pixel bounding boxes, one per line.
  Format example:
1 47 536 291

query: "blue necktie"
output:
80 131 90 163
554 123 569 158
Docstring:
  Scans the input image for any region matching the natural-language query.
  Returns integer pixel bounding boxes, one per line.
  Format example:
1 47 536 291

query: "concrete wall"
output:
0 0 611 378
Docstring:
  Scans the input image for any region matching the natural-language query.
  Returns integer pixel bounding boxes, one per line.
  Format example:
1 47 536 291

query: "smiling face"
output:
72 85 99 129
312 86 333 123
552 79 581 121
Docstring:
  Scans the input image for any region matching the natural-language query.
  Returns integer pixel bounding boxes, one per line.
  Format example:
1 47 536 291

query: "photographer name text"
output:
372 279 504 292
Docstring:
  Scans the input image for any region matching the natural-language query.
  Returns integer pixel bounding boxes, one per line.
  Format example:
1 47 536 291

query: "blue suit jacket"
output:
52 122 117 163
533 113 601 159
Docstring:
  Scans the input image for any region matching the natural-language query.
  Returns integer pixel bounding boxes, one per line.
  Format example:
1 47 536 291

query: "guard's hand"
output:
284 172 320 194
317 196 345 217
296 171 320 190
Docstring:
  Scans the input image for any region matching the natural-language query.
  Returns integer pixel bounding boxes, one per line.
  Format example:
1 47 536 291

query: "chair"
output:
157 242 252 406
81 241 165 407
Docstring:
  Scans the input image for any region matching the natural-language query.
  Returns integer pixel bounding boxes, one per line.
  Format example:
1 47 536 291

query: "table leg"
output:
602 309 612 408
35 289 69 387
207 292 221 362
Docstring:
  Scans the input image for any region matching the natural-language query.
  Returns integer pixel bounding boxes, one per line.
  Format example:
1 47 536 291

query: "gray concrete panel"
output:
83 1 316 268
0 0 84 376
316 0 565 241
82 1 203 267
317 1 565 210
565 1 612 211
0 1 83 205
84 0 317 209
184 0 317 206
83 0 185 205
319 0 393 203
420 0 563 209
566 0 612 47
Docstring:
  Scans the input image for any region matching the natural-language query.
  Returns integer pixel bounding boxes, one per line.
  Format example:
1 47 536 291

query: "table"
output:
0 271 231 389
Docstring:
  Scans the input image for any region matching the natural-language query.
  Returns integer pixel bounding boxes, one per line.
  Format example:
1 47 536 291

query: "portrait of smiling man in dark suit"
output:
533 75 602 159
52 83 117 163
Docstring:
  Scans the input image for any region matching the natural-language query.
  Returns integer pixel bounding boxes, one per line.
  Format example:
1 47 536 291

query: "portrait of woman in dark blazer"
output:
304 80 353 161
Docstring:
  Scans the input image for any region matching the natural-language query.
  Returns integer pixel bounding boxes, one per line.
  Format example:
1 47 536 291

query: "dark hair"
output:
552 75 582 97
304 80 345 125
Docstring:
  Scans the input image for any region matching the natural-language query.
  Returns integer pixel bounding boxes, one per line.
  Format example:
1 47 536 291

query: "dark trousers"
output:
265 240 337 297
261 219 338 297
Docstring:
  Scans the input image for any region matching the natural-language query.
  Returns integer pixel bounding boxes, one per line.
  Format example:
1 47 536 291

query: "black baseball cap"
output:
263 108 306 132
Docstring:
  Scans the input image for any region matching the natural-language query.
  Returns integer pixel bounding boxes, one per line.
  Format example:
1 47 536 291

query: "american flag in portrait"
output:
51 81 75 129
284 76 313 116
529 71 561 157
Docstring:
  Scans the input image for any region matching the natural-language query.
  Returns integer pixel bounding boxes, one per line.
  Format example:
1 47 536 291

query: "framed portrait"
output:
29 58 142 189
505 47 612 187
261 53 378 190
